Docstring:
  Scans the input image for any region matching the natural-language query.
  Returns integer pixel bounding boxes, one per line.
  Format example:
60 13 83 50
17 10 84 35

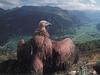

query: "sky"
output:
0 0 100 10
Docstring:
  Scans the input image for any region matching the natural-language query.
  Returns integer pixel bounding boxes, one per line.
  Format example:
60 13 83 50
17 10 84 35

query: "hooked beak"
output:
47 22 52 26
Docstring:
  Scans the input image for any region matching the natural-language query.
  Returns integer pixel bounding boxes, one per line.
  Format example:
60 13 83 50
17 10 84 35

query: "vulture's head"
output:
18 39 25 47
38 20 52 31
39 20 52 27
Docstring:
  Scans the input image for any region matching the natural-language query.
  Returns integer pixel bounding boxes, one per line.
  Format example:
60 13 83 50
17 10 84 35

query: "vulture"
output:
31 20 53 74
16 20 52 74
16 20 79 74
31 20 79 74
17 39 32 73
52 38 79 72
17 39 25 63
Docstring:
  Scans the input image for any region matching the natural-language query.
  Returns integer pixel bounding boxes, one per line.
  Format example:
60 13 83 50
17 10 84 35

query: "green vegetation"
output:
51 23 100 44
73 24 100 52
76 40 100 51
0 35 31 51
73 24 100 43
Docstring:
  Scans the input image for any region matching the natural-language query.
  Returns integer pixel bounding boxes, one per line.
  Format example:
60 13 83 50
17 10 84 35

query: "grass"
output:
73 24 100 43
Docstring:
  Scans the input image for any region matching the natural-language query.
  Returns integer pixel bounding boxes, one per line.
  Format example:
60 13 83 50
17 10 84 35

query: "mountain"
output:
0 8 5 15
83 10 100 23
0 6 90 46
67 10 91 24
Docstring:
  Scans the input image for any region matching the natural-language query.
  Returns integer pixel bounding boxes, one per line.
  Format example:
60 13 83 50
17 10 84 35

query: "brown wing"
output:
52 38 75 64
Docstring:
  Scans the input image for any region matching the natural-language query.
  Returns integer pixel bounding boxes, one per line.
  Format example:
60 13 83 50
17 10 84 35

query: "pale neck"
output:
39 27 46 32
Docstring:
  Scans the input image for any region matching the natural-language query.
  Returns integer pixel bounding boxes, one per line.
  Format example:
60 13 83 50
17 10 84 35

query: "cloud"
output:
89 0 96 4
73 0 81 3
0 0 100 10
56 1 100 10
0 0 21 9
56 0 100 10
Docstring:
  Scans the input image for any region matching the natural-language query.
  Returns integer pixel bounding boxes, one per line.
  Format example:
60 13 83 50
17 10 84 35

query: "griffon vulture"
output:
17 39 25 63
17 39 32 73
31 20 52 74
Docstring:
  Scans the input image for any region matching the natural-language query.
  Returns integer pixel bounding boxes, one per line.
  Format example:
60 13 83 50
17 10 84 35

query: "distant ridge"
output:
0 6 89 45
